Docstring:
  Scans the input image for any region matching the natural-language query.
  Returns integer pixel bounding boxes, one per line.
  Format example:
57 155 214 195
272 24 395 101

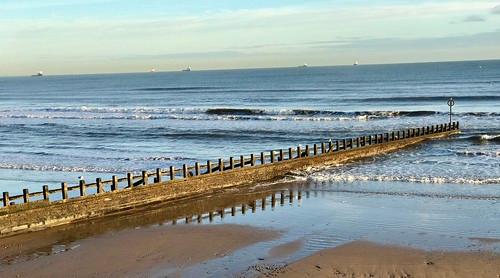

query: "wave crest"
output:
308 173 500 185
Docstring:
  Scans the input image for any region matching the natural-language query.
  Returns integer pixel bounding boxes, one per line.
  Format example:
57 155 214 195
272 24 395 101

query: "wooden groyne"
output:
0 122 459 236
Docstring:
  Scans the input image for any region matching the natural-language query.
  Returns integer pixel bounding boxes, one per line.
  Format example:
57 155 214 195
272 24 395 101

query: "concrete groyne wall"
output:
0 122 459 237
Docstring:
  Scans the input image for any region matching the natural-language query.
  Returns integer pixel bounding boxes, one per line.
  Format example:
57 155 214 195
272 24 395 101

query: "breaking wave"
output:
0 163 124 173
462 134 500 143
308 173 500 185
3 107 497 122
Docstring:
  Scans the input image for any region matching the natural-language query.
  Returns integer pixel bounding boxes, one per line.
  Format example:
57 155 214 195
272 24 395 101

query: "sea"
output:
0 61 499 274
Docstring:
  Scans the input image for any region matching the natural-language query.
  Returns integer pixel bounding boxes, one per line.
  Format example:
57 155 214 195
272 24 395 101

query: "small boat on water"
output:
150 68 157 73
182 66 192 72
299 63 308 68
32 71 43 77
353 61 359 66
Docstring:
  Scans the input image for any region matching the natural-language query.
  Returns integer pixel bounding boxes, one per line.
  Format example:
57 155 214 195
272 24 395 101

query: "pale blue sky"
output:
1 0 500 75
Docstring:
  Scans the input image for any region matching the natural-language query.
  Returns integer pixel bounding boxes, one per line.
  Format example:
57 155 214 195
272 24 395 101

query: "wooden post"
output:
62 182 69 200
43 185 50 201
288 147 293 160
219 158 224 171
385 133 389 142
2 192 9 207
170 166 175 181
368 135 372 144
111 175 118 191
356 138 360 148
279 149 284 161
127 173 133 187
230 157 234 169
313 144 318 155
342 139 346 150
348 138 353 149
250 154 255 166
79 180 86 196
456 121 459 129
270 151 274 163
335 140 339 151
297 146 301 158
183 164 188 178
305 145 309 156
260 152 265 164
362 136 366 146
156 168 162 182
96 178 103 193
329 141 333 152
206 161 212 174
391 132 395 141
321 142 326 154
240 155 244 168
23 189 29 203
142 170 148 185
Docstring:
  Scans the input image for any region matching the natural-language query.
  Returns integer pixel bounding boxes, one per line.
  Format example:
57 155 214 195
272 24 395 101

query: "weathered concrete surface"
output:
0 130 458 237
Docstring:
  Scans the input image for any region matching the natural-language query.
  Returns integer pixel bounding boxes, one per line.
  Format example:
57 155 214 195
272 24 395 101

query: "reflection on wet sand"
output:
0 180 309 265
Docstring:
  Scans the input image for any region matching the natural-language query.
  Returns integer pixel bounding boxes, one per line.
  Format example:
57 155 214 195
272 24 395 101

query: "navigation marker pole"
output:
447 97 455 124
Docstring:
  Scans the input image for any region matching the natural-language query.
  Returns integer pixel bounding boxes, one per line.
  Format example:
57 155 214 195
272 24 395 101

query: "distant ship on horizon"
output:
150 68 157 73
32 71 43 77
182 66 192 72
299 63 308 68
353 61 359 66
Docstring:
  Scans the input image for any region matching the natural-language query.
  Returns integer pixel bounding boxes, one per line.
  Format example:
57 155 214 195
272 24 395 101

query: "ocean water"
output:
0 60 499 198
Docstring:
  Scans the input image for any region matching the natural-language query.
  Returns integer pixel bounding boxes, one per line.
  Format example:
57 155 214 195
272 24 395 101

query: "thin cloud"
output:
312 31 500 50
462 15 486 22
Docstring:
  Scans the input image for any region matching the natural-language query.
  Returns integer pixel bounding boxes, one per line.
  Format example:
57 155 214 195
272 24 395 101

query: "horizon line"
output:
1 58 499 78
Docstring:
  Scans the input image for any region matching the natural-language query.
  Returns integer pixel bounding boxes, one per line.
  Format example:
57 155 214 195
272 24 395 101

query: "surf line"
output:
0 122 460 237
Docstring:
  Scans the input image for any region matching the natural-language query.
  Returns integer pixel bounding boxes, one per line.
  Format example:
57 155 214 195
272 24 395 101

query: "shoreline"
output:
0 224 279 277
264 240 500 278
2 222 499 278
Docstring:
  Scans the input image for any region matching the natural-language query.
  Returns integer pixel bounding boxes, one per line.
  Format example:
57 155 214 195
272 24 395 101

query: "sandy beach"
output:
0 224 278 277
266 240 500 278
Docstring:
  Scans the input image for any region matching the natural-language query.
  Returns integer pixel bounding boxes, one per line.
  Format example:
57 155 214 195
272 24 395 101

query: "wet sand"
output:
266 241 500 278
0 224 279 278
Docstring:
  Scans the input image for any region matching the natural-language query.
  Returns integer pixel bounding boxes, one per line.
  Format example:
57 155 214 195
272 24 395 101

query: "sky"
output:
1 0 500 76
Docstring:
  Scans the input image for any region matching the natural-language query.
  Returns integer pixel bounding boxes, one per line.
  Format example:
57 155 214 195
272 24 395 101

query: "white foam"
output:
308 173 500 185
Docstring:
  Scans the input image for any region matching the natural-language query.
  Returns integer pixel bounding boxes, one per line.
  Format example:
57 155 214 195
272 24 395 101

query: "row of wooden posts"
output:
1 121 459 207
